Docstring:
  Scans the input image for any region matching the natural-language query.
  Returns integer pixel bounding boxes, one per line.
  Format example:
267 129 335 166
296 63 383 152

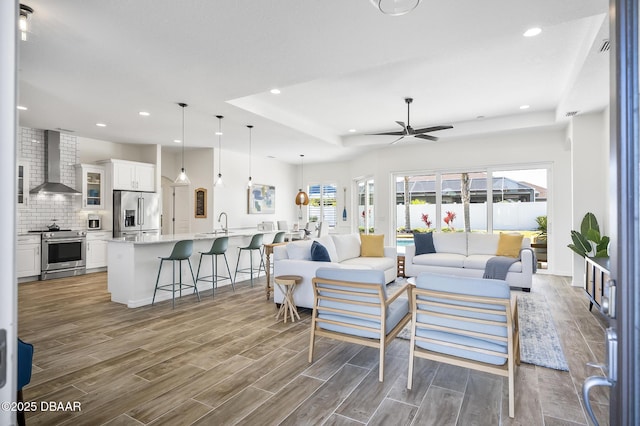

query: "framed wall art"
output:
248 183 275 214
195 187 207 218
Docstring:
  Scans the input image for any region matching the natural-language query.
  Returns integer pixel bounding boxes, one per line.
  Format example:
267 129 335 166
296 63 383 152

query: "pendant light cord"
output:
182 105 185 170
248 125 252 179
216 115 223 177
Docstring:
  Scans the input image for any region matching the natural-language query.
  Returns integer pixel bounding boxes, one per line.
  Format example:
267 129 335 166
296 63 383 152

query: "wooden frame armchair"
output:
309 268 411 382
408 272 520 418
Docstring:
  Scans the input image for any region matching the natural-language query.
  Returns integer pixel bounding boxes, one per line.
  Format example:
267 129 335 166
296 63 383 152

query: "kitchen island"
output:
107 229 277 307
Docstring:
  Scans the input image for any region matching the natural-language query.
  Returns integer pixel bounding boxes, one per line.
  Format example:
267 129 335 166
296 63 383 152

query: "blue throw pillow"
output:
414 232 436 255
311 241 331 262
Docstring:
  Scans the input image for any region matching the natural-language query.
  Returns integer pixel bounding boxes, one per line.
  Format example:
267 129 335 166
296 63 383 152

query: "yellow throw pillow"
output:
360 234 384 257
496 233 524 258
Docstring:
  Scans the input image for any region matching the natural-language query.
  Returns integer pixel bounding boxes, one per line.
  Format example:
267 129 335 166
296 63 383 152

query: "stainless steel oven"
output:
41 230 87 280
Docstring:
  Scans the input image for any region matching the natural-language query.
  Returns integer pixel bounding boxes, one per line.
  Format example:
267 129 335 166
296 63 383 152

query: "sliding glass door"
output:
357 178 374 234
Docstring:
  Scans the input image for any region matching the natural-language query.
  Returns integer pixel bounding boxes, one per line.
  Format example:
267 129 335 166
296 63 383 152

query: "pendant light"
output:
19 4 34 41
247 125 253 188
295 154 309 219
173 103 191 186
215 115 224 187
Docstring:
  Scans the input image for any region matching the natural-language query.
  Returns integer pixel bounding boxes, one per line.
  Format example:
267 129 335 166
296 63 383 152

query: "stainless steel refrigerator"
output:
113 190 160 238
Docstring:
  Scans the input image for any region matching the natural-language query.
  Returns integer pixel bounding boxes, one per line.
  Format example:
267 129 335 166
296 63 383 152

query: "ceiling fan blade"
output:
415 134 439 142
389 136 406 145
367 131 405 136
395 121 406 130
413 125 454 134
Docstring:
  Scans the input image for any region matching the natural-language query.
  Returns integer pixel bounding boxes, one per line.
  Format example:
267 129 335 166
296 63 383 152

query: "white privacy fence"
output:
396 202 547 231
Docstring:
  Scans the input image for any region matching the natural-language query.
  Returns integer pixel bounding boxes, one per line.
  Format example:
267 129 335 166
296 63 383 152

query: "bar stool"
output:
196 236 235 297
234 233 264 287
262 231 285 273
152 240 200 309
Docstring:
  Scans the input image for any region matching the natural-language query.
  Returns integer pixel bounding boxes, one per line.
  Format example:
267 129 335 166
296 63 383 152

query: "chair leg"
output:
196 253 204 283
212 254 216 297
17 389 25 426
234 248 242 284
188 258 200 302
378 341 385 382
152 259 164 306
308 317 317 363
223 253 235 291
249 250 254 287
172 260 176 309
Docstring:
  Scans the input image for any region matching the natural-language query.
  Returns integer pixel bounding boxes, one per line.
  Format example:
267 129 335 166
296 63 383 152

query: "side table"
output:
274 275 302 323
264 241 288 300
397 255 406 278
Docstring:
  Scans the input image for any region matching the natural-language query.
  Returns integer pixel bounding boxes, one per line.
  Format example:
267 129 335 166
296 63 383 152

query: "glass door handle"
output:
582 376 612 426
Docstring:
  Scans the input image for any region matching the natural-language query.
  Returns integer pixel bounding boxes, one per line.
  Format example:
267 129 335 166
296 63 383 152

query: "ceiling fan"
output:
370 97 453 144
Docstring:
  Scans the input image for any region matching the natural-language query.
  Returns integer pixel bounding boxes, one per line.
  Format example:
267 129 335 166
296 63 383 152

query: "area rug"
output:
389 281 569 371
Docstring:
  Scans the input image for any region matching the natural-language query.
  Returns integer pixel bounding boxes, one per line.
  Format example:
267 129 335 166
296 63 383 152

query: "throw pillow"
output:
360 234 384 257
311 241 331 262
496 233 524 258
414 232 436 255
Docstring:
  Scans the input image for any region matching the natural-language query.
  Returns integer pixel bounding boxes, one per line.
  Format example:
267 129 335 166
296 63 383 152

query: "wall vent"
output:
55 127 75 133
600 39 610 52
565 111 579 117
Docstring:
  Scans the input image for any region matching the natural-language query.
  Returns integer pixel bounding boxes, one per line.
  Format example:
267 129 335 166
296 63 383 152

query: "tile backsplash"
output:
17 127 86 233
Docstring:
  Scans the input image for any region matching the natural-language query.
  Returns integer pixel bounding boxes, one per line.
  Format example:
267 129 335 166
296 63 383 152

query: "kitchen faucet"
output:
218 212 228 233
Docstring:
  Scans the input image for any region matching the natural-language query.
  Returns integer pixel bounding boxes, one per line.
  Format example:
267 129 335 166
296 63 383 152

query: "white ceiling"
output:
17 0 609 164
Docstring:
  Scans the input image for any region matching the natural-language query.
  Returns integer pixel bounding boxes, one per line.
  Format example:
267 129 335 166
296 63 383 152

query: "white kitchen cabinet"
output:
17 235 41 278
76 164 105 210
86 231 110 269
109 160 156 191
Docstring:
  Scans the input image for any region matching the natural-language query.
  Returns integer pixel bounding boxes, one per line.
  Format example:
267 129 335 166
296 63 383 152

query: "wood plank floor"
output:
18 272 610 425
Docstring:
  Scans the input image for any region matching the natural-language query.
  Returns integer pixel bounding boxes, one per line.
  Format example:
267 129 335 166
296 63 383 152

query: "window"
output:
395 166 549 268
308 183 337 228
357 178 375 233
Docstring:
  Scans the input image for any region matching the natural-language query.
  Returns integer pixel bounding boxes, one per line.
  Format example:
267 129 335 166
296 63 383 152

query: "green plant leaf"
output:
568 243 586 258
585 228 602 243
596 236 610 257
570 230 591 256
580 212 600 236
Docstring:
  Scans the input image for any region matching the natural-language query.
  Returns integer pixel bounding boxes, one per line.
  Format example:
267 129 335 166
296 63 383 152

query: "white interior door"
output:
174 185 190 234
161 177 191 235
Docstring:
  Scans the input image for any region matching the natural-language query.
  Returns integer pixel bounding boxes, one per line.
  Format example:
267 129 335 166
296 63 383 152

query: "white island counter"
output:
107 229 276 307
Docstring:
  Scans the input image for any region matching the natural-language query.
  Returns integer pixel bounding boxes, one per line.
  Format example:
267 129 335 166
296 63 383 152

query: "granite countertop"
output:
108 228 277 245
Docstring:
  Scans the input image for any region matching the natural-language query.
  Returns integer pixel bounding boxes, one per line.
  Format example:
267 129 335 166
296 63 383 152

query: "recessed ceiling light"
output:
348 129 357 133
139 111 150 116
173 139 181 143
270 88 281 94
519 105 530 110
215 131 223 136
96 123 107 127
17 105 27 111
523 27 542 37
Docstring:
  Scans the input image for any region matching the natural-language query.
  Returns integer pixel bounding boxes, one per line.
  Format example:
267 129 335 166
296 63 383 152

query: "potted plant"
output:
532 215 548 263
534 215 547 242
568 212 610 258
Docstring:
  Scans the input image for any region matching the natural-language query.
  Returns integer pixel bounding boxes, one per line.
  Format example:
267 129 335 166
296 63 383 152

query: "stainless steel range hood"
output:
30 130 81 195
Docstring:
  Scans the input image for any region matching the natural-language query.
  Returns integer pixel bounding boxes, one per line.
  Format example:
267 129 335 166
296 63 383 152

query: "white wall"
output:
159 148 215 234
570 110 610 285
304 124 579 276
211 149 299 232
78 136 157 164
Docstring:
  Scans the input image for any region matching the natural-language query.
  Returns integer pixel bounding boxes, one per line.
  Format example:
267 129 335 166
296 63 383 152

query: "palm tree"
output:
461 173 471 232
404 176 411 231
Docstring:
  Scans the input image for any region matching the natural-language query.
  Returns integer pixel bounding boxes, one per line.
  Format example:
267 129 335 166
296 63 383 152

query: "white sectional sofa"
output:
404 232 535 291
273 234 397 308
